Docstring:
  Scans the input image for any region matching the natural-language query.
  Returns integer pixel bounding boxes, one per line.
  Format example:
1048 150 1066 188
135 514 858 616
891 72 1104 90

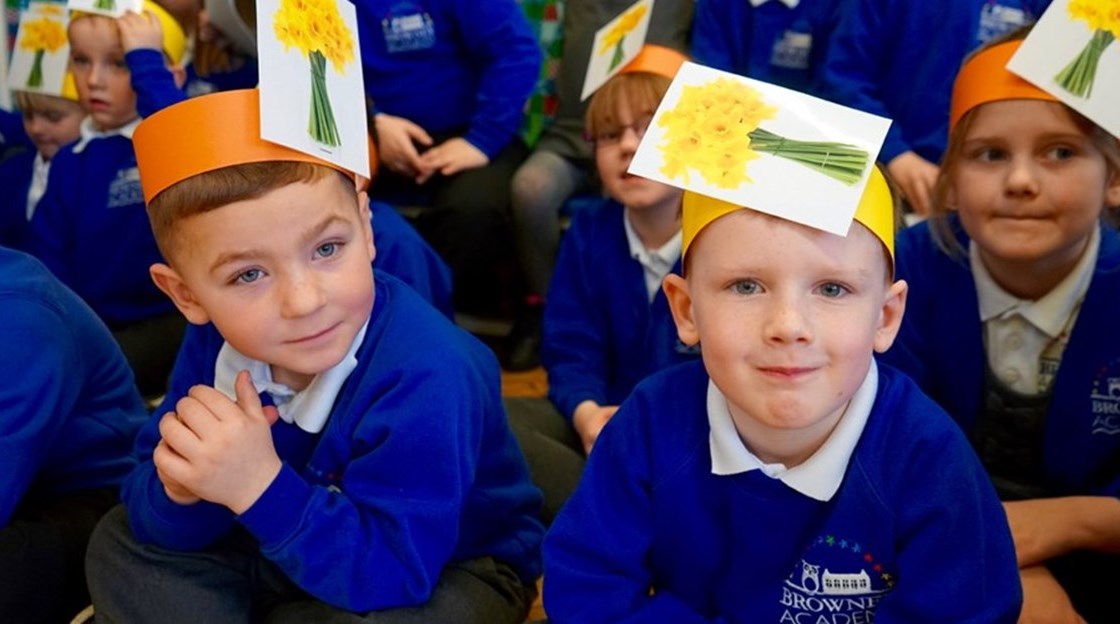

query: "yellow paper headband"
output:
70 0 187 66
134 89 353 204
949 40 1057 133
682 165 895 260
620 45 688 80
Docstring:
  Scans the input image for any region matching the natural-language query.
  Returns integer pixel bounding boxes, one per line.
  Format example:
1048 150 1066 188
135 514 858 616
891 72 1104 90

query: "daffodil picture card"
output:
629 62 891 237
65 0 142 20
580 0 654 101
256 0 370 177
9 2 71 96
1008 0 1120 137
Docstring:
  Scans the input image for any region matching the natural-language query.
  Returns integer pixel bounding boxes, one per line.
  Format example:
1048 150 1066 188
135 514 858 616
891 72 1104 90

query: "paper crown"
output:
950 40 1057 132
10 2 78 101
71 0 187 66
134 89 353 204
681 165 894 260
619 45 687 80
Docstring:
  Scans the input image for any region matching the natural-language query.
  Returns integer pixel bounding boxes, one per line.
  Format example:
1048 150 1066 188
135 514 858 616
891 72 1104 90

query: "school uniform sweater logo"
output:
382 2 435 53
780 534 893 623
106 167 143 209
1089 361 1120 435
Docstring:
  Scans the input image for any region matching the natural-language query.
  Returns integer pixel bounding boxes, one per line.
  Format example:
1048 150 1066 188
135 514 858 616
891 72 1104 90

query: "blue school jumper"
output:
543 360 1021 623
690 0 843 95
370 200 454 317
0 149 36 250
122 272 544 612
884 219 1120 499
541 199 699 420
356 0 541 158
819 0 1049 164
0 247 147 524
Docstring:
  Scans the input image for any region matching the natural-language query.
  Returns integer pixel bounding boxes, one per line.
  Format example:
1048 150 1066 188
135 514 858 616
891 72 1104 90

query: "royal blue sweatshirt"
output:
0 148 35 251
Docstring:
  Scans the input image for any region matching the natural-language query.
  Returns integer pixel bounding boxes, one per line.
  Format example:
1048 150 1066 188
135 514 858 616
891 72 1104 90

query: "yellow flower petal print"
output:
1069 0 1120 39
19 18 67 53
598 3 648 56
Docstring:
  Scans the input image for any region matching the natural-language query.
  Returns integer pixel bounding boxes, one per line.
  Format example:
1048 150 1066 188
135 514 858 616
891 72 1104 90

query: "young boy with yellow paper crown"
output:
0 85 83 251
542 65 1021 622
84 89 544 623
26 1 188 399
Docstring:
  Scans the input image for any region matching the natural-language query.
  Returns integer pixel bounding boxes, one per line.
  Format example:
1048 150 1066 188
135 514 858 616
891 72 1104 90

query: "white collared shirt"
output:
971 228 1098 395
72 116 140 153
26 153 49 220
623 209 682 303
708 360 878 502
213 318 370 434
749 0 800 8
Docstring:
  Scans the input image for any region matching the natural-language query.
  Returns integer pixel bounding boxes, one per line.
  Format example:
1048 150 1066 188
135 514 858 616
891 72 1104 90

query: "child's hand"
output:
1018 566 1086 624
886 151 939 217
153 449 202 505
414 137 489 184
572 401 619 455
153 371 283 514
374 113 432 178
118 9 164 54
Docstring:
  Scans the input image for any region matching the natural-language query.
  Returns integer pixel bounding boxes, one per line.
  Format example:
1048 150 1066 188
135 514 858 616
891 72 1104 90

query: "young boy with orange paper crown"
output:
542 67 1022 621
84 89 544 623
881 29 1120 622
27 2 189 399
0 88 84 251
509 45 700 524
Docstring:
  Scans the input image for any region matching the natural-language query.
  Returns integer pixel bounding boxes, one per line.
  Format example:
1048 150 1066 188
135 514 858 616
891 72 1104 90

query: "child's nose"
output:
280 273 327 318
617 125 642 153
1005 156 1041 197
763 297 812 345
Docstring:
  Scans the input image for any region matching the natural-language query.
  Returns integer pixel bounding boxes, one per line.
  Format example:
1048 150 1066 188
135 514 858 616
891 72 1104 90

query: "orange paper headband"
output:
134 89 353 204
620 45 688 80
682 165 895 260
949 40 1057 132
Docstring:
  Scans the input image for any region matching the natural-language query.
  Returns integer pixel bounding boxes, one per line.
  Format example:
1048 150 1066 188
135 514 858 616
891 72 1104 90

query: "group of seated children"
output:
2 1 1120 623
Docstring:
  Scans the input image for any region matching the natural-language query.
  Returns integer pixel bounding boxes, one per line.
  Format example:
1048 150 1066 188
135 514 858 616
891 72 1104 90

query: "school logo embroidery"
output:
382 2 436 54
106 167 143 209
770 30 812 71
1089 361 1120 435
780 534 893 623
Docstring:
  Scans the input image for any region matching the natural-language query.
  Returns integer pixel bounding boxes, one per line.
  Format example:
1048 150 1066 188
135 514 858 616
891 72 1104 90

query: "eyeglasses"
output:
591 116 654 146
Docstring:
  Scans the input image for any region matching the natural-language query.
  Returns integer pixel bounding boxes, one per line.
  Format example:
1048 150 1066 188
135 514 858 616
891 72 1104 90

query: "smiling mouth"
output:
758 366 819 379
288 323 339 344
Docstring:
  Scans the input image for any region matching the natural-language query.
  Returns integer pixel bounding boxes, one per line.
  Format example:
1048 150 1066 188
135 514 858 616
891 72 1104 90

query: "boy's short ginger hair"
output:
585 72 672 141
13 90 83 116
148 161 355 263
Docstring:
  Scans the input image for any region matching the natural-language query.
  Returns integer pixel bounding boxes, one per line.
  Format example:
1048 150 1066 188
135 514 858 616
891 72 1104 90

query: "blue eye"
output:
818 282 848 298
733 280 760 295
315 242 339 258
236 268 263 284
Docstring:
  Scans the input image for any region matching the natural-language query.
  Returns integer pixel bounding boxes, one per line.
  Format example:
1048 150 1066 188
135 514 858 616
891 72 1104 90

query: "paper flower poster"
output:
257 0 369 177
1008 0 1120 137
9 2 71 96
580 0 654 101
66 0 142 20
629 62 890 236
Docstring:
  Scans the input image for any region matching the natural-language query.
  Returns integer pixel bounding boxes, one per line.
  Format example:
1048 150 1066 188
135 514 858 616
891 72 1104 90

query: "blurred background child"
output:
883 33 1120 622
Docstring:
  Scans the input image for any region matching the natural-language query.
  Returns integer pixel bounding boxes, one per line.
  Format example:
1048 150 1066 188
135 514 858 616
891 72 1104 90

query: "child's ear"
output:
663 273 700 347
872 279 908 353
150 263 209 325
357 191 376 263
169 64 187 90
1106 167 1120 209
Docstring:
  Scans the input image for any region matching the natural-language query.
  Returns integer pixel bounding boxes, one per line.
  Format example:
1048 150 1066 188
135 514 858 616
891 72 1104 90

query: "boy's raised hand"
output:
153 371 283 514
374 113 432 178
572 401 619 455
118 9 164 54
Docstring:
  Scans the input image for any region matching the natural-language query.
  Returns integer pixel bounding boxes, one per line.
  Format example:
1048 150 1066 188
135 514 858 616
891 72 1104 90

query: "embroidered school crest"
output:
1089 359 1120 435
780 534 894 623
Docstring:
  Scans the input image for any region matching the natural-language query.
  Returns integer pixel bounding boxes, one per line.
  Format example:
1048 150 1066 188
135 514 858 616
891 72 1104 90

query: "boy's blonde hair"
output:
13 90 83 117
930 27 1120 256
585 72 672 142
148 162 354 263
